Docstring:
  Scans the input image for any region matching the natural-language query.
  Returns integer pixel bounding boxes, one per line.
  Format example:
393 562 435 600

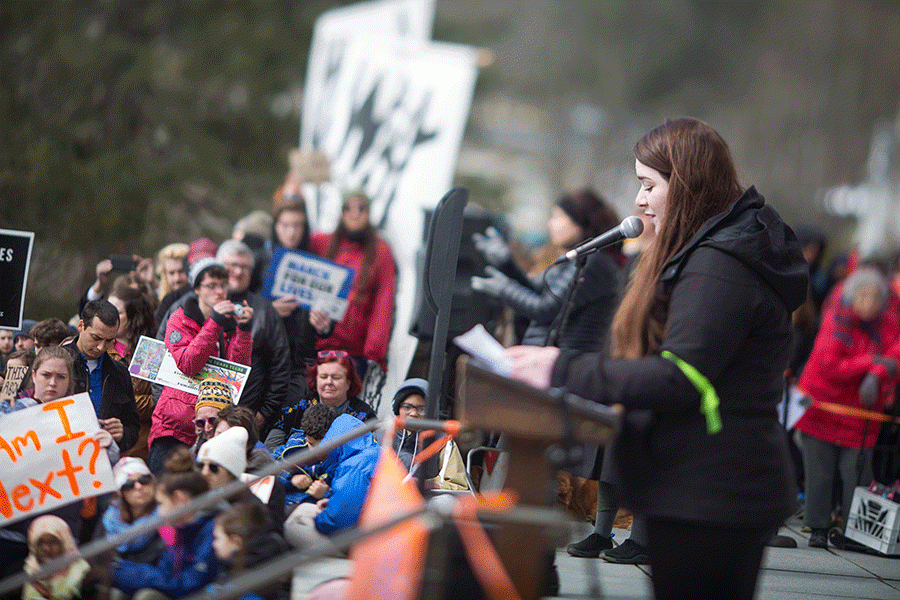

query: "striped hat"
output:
195 379 233 412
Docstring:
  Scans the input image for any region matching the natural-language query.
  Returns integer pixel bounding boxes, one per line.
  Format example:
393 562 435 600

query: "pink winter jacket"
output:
148 296 252 448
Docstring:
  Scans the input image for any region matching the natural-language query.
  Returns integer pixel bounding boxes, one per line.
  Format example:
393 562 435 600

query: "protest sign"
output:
1 364 30 403
261 247 355 321
128 336 250 402
0 229 35 331
0 393 116 526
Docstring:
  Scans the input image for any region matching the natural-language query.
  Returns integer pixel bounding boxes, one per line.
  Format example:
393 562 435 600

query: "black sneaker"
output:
567 533 614 558
808 528 828 548
599 539 649 564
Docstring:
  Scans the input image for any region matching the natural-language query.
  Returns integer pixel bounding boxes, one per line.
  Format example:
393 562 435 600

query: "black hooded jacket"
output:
551 187 809 526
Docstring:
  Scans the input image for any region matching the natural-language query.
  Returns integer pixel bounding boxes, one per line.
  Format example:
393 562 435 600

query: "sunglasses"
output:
194 417 219 428
399 403 426 414
198 461 221 474
318 350 348 360
121 474 154 491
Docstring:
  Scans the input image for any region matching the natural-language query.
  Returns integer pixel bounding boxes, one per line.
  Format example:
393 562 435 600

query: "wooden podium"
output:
455 356 622 599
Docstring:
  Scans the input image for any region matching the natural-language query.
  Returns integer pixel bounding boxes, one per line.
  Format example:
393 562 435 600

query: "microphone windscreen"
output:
621 215 644 239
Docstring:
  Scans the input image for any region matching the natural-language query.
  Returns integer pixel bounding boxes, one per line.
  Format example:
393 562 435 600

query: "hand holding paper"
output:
453 324 512 375
505 345 559 390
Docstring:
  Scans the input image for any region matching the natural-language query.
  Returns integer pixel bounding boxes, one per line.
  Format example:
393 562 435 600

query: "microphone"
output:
555 216 644 264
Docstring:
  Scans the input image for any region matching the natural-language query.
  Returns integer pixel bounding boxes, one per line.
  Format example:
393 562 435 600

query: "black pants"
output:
646 518 775 600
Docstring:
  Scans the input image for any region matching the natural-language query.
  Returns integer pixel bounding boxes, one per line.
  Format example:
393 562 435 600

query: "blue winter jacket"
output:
314 414 380 534
113 512 218 598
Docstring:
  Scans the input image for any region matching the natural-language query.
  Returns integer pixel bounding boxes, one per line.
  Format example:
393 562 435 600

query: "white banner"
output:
0 394 116 526
302 0 435 183
300 1 477 411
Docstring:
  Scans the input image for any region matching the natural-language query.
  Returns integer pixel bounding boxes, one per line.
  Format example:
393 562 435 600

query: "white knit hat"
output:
189 256 226 288
113 457 152 489
197 426 248 479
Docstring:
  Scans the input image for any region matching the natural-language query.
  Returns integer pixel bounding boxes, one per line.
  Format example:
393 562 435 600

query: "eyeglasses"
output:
198 461 220 474
200 282 227 291
194 417 219 428
224 262 252 272
318 350 349 360
121 474 154 491
398 403 426 414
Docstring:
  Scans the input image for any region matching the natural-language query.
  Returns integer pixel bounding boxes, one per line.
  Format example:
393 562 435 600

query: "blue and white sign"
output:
262 247 355 321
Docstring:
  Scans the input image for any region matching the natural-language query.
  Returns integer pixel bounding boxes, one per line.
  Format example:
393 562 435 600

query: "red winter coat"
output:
148 296 253 447
309 232 396 371
796 283 900 448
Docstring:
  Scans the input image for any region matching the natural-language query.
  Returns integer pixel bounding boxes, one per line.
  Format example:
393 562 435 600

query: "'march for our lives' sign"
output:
262 248 354 321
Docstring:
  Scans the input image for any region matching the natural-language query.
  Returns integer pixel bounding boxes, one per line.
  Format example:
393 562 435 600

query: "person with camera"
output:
148 257 254 474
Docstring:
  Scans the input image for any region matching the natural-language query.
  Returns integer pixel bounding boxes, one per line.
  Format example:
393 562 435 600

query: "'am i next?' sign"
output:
262 247 354 321
0 229 34 331
0 394 116 526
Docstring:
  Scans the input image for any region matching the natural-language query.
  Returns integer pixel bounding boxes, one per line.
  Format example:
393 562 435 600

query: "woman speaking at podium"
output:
507 118 808 600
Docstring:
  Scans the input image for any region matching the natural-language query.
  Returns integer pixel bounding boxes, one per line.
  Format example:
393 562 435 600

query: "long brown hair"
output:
326 191 378 305
611 118 744 359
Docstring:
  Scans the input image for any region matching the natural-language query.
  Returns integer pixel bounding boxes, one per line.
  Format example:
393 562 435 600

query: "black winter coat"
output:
227 289 291 426
65 338 142 452
551 187 809 526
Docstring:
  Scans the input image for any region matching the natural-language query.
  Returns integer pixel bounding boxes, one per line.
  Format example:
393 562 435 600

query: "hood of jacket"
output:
322 413 377 464
661 186 809 312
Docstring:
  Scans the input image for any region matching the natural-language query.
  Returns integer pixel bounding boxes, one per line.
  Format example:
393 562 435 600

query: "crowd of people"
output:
0 179 472 600
3 118 900 600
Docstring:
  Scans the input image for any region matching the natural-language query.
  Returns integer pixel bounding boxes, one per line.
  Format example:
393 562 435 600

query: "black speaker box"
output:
409 206 503 339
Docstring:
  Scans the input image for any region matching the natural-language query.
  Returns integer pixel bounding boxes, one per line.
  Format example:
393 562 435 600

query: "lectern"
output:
455 356 622 600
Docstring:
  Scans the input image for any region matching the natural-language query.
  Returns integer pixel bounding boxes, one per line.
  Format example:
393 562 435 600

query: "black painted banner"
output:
0 229 34 330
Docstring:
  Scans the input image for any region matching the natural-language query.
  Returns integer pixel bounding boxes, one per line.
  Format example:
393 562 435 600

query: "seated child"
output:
23 515 90 600
208 502 290 600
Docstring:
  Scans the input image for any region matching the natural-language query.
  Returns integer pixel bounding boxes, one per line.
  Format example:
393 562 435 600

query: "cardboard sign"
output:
128 336 250 401
0 229 35 331
289 148 331 184
0 393 116 526
1 364 29 403
261 247 355 321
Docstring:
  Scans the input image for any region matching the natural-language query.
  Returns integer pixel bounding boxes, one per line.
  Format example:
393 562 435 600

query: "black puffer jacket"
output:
551 187 809 526
495 248 624 352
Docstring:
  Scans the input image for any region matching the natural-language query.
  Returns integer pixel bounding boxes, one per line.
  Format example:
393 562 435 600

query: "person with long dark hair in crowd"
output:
111 448 218 600
309 191 396 382
108 280 158 459
260 186 333 436
505 118 808 600
794 265 900 548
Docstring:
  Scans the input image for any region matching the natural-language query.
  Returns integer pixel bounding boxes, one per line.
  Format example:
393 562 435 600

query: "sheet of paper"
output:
453 324 511 376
